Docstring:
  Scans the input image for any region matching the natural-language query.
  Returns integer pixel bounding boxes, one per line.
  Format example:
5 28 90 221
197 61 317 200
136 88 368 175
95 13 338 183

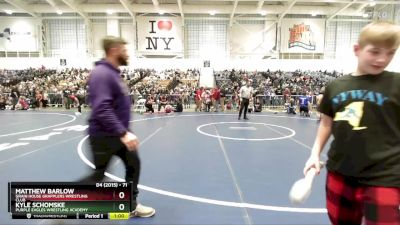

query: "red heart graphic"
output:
157 20 172 31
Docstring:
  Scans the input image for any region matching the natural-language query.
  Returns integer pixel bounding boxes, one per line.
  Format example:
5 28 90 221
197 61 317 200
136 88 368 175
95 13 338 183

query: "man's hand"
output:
120 132 139 151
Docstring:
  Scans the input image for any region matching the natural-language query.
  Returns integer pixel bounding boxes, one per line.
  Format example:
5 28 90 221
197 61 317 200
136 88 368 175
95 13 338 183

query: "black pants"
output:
145 103 154 113
11 97 18 110
42 99 48 108
238 98 249 119
77 96 85 113
300 106 309 115
79 136 141 209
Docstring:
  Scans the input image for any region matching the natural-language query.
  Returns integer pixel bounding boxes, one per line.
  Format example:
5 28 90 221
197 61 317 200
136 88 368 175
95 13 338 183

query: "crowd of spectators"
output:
214 69 342 109
0 67 200 111
215 69 341 96
0 66 343 112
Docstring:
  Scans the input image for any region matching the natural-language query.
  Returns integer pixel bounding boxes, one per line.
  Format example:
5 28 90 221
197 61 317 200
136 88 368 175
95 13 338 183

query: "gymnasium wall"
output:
0 17 40 52
0 11 399 73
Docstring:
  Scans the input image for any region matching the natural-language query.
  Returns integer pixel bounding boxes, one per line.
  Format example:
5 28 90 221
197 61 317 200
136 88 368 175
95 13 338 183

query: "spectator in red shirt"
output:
195 87 203 112
212 87 220 112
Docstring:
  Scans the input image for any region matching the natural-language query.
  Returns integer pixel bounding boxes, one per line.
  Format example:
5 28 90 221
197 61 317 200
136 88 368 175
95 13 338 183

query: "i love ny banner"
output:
137 17 183 54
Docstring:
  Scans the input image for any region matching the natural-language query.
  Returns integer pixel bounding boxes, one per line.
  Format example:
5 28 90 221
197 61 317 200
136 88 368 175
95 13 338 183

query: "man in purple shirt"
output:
81 36 155 218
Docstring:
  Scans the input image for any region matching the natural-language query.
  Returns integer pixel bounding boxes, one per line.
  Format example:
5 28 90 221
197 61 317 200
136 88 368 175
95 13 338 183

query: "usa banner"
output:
280 19 325 53
137 17 183 55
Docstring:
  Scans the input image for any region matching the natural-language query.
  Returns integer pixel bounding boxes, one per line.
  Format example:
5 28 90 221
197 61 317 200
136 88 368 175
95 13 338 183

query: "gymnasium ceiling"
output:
0 0 398 20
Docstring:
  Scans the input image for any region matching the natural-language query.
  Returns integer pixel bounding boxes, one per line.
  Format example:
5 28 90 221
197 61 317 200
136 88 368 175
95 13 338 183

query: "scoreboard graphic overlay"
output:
8 182 132 220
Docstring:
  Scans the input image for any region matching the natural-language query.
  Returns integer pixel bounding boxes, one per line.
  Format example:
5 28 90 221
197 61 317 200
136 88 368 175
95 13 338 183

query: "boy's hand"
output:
303 154 321 176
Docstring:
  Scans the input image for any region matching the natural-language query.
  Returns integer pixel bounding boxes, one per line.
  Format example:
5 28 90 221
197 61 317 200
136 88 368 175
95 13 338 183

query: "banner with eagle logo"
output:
280 19 325 53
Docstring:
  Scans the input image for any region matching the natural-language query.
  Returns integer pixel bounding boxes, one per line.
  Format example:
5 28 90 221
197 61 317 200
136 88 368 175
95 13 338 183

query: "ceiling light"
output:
311 13 317 17
362 13 369 18
106 9 113 15
369 1 376 7
56 10 62 15
209 10 216 16
260 11 267 16
159 11 165 15
5 10 12 15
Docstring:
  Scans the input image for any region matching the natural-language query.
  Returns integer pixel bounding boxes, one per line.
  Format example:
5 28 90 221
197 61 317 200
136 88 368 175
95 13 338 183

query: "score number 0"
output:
118 191 126 211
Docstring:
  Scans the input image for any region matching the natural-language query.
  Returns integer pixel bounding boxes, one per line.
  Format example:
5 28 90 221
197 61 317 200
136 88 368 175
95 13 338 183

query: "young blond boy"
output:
303 21 400 225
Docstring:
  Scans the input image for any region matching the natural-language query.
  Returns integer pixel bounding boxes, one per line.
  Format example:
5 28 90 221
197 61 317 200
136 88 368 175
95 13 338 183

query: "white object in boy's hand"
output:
289 167 317 204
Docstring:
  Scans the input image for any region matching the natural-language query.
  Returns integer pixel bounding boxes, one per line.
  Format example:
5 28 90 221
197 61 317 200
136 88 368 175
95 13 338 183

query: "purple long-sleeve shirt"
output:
88 60 131 137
